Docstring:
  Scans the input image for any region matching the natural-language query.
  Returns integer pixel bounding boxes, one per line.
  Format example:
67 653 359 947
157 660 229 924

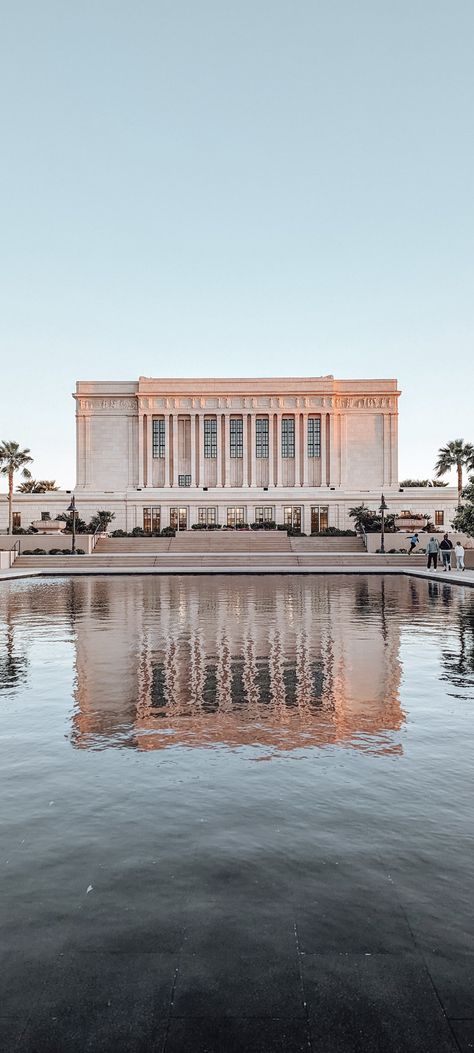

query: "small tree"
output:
348 504 396 533
0 441 33 534
88 510 115 533
435 440 474 505
55 513 88 534
399 478 448 488
452 481 474 538
17 479 59 493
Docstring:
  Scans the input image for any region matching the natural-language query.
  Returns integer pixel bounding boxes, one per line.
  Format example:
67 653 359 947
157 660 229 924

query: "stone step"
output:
15 553 427 569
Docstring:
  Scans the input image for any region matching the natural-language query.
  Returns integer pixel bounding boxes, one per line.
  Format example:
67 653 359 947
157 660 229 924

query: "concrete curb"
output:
1 566 473 586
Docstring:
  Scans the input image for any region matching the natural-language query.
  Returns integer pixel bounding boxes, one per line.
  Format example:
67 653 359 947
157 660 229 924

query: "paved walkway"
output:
1 565 474 585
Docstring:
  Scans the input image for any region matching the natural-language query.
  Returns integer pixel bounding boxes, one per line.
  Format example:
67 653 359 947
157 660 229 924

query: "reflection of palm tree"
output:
441 600 474 685
0 622 28 690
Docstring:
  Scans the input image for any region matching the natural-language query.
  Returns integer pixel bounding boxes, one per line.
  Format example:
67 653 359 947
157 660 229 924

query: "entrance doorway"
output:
170 507 188 531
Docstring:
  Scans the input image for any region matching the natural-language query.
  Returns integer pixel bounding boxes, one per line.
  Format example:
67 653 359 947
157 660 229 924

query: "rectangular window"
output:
284 505 301 529
256 417 269 458
12 512 21 529
307 417 321 458
198 507 217 525
143 507 161 533
204 418 217 458
178 474 191 487
255 506 274 523
281 417 295 458
152 418 165 458
311 505 329 532
170 508 187 530
435 510 444 526
227 507 245 527
41 512 51 521
230 418 243 458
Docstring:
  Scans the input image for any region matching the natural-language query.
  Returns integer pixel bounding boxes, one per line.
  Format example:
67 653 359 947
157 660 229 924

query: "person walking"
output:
408 532 419 555
426 536 439 570
454 541 465 571
439 534 453 571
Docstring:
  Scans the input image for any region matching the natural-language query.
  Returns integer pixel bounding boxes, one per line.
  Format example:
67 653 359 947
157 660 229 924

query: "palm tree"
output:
0 441 33 533
435 440 474 505
17 479 59 493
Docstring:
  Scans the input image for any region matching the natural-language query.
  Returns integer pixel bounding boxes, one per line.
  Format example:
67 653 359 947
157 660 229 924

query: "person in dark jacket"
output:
439 534 453 571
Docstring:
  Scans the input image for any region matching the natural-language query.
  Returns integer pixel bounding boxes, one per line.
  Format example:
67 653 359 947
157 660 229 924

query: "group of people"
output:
408 532 465 571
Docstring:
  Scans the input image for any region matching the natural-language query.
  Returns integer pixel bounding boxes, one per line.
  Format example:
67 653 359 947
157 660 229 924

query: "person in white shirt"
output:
454 542 465 571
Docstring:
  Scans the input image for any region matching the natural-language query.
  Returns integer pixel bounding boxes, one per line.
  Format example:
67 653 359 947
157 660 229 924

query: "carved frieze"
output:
333 396 394 409
77 397 136 412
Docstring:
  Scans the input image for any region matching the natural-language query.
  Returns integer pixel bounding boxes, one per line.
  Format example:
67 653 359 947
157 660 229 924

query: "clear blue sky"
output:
1 0 473 488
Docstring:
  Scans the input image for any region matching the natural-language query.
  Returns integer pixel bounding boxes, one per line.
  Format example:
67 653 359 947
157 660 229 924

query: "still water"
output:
1 575 474 1049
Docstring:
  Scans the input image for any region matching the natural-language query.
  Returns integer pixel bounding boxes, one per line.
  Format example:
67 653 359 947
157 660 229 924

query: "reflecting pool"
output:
1 575 474 1052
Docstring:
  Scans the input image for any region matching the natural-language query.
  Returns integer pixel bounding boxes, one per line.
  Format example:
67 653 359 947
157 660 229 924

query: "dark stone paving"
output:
2 875 473 1051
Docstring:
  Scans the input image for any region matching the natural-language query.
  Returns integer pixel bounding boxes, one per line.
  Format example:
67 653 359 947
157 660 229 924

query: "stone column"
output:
198 414 205 488
268 413 275 487
224 414 230 486
190 412 196 486
301 414 309 488
390 413 398 485
242 413 249 486
127 417 135 488
250 414 256 486
164 415 170 487
172 415 179 487
85 416 92 489
320 413 326 487
276 414 282 487
146 416 153 487
295 413 301 487
340 414 347 487
216 414 223 488
329 414 341 487
138 411 145 488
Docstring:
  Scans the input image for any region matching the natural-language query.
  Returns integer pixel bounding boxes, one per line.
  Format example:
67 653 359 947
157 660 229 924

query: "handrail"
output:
11 538 21 562
91 525 103 552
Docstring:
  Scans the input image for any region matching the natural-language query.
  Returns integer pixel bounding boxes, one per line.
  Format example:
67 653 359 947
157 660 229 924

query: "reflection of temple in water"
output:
68 576 407 755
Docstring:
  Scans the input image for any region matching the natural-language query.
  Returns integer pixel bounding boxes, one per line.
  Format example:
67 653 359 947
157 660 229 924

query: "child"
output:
408 532 419 555
454 541 465 571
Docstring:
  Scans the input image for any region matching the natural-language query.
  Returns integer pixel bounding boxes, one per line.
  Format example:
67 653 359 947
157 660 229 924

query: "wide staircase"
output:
14 531 426 572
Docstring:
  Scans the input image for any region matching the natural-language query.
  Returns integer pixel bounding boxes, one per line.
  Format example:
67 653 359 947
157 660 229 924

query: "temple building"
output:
0 375 459 533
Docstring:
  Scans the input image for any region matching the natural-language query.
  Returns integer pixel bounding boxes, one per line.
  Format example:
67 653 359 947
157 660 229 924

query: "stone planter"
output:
30 520 65 534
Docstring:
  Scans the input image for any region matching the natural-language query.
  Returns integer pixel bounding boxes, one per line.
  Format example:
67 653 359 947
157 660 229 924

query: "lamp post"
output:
380 493 388 554
67 496 77 555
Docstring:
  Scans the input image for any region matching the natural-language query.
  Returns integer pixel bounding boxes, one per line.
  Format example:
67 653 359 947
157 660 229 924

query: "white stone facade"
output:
0 375 460 534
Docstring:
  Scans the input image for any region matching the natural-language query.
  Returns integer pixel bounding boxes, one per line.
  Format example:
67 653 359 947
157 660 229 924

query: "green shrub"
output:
49 548 62 555
111 529 127 537
160 527 176 537
76 549 85 555
131 527 145 537
311 528 357 537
